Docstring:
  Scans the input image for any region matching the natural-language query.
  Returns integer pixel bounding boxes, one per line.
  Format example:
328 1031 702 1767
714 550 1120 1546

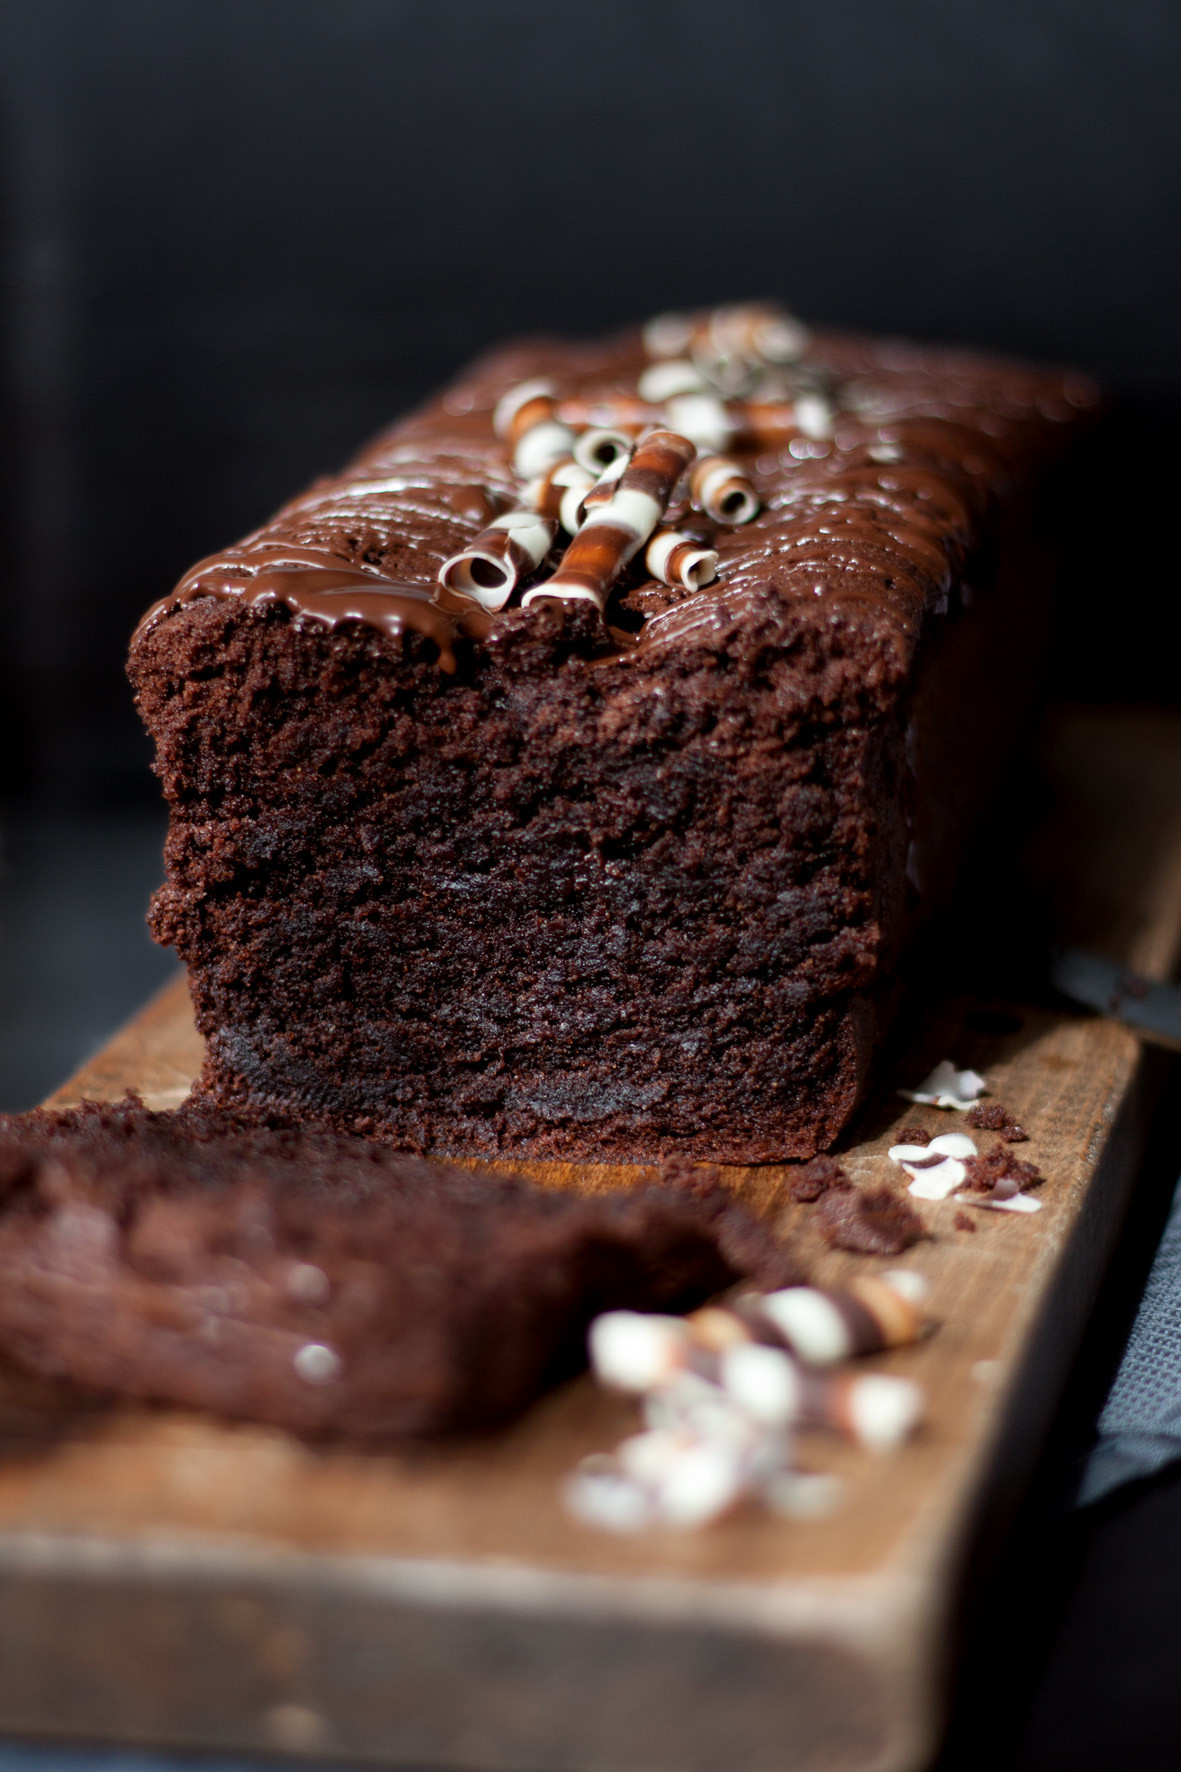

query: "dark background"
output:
2 0 1180 804
2 4 1181 1768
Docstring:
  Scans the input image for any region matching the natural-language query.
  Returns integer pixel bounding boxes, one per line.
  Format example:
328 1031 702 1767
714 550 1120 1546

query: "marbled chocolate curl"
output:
643 304 809 368
815 1371 925 1452
493 379 577 477
436 509 557 610
572 427 635 475
524 457 595 532
739 395 834 446
645 529 719 592
522 430 696 612
514 417 577 478
745 1272 925 1367
642 311 695 359
707 302 810 366
637 359 709 403
663 392 733 454
719 1344 923 1450
493 378 555 441
557 392 656 431
689 456 760 525
578 452 630 520
589 1312 690 1391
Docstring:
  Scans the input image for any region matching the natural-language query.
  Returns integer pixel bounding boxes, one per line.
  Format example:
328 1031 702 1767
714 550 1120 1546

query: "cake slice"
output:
0 1097 794 1437
129 305 1096 1161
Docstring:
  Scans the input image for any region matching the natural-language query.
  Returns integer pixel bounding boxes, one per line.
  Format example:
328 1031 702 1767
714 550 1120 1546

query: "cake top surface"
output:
132 303 1098 669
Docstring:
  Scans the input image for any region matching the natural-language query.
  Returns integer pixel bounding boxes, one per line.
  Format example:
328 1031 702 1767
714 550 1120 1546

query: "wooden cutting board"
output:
1 707 1179 1772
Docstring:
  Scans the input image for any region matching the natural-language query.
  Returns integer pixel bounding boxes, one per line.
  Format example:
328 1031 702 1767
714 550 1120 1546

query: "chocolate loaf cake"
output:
0 1097 793 1436
129 304 1096 1162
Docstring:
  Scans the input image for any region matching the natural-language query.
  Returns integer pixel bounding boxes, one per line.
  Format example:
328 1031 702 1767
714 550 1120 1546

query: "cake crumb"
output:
786 1156 850 1202
961 1142 1044 1198
658 1155 722 1198
895 1124 931 1147
954 1210 977 1233
815 1185 927 1256
967 1102 1029 1142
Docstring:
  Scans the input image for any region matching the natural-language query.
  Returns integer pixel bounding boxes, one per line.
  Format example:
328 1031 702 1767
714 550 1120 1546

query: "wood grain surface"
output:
1 706 1179 1772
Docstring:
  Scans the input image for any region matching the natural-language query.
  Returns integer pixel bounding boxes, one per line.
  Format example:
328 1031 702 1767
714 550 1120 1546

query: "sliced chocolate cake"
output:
0 1097 795 1437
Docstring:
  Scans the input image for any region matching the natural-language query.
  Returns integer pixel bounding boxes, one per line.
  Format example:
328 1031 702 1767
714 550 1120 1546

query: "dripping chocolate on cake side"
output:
128 306 1097 1162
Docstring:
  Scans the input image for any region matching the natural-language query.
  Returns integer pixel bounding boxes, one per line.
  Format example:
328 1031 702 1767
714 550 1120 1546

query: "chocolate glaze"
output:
134 541 491 671
132 318 1098 671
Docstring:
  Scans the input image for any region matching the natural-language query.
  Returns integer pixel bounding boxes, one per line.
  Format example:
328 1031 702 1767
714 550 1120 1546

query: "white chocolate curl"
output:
663 392 733 453
572 427 635 475
523 430 696 612
493 378 553 440
437 509 557 610
690 455 760 525
643 303 809 368
645 529 719 591
637 359 709 403
493 379 576 477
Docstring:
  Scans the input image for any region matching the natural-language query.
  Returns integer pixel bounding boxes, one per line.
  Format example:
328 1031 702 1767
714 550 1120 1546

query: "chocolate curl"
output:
663 392 733 453
523 457 596 533
803 1370 925 1451
637 359 710 403
738 395 835 447
591 1314 923 1453
523 430 696 612
689 455 761 525
740 1270 928 1367
557 392 655 432
707 302 810 366
436 509 557 610
645 529 719 592
589 1312 692 1391
578 451 631 520
493 378 576 477
572 427 635 475
719 1343 923 1451
643 303 810 368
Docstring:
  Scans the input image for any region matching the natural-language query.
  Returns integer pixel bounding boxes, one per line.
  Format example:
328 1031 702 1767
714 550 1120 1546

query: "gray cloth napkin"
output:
1080 1169 1181 1505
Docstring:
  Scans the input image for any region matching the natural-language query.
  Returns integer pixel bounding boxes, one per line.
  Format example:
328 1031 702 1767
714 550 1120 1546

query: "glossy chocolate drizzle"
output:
133 542 492 671
132 317 1098 667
